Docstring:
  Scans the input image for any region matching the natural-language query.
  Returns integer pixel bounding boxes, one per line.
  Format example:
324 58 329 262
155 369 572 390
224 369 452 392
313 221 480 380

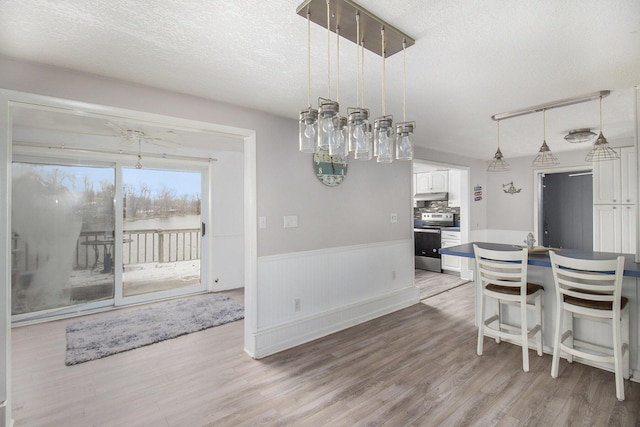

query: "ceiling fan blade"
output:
146 137 181 148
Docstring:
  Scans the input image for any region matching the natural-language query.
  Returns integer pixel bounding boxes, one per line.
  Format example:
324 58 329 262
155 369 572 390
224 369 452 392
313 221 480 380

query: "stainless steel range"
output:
414 212 455 272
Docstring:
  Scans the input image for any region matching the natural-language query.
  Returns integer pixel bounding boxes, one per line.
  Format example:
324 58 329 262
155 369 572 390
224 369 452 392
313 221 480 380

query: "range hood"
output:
414 192 448 201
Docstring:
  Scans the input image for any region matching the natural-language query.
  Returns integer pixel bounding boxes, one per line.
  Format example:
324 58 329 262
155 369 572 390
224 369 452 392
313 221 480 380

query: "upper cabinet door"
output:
593 157 620 204
448 170 461 207
415 173 432 193
592 146 636 204
620 147 637 204
430 171 449 192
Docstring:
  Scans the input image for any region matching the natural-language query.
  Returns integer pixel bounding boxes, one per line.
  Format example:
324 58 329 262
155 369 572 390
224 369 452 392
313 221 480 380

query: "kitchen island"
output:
440 242 640 382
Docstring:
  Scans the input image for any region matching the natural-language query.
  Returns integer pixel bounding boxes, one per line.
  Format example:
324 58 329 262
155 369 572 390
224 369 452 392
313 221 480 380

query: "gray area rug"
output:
65 293 244 365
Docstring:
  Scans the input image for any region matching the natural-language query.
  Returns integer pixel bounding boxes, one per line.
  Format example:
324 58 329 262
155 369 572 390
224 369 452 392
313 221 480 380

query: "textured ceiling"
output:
1 0 639 159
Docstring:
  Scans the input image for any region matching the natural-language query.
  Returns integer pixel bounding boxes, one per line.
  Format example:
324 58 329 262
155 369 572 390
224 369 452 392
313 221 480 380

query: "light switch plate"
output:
390 212 398 223
259 216 267 229
284 215 298 228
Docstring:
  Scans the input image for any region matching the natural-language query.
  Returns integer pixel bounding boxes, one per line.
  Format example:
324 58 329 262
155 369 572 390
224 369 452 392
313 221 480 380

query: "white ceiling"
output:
1 0 639 160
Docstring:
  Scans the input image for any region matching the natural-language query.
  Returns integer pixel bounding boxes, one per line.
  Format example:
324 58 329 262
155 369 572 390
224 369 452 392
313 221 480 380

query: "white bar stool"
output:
474 244 543 372
549 251 629 401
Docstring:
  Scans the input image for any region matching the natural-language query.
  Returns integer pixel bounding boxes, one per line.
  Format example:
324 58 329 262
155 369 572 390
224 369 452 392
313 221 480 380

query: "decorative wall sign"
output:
313 149 348 186
503 181 521 195
474 185 482 201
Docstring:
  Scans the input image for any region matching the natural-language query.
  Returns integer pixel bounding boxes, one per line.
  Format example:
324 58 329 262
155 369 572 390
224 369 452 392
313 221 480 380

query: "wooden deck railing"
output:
73 228 201 270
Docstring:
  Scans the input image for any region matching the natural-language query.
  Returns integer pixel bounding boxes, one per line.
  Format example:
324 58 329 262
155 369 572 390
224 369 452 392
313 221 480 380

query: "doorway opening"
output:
535 168 593 251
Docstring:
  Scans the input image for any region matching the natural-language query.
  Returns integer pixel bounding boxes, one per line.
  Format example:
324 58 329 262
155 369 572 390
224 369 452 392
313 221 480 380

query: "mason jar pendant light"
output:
349 12 371 159
395 39 415 161
316 0 340 153
374 27 394 163
297 0 416 164
299 11 318 153
329 25 349 159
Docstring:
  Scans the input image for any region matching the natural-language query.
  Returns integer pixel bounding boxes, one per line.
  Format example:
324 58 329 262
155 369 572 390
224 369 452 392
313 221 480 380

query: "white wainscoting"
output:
251 239 418 358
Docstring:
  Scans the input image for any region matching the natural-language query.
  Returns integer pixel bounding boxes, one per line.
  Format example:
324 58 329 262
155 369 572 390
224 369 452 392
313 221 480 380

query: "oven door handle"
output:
414 229 441 234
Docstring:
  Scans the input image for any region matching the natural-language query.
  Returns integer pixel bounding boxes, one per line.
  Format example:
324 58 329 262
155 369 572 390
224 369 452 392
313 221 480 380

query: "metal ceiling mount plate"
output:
296 0 415 58
491 90 611 121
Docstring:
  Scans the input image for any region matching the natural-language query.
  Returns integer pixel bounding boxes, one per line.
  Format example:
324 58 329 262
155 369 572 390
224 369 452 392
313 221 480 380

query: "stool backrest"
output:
549 251 625 317
473 244 528 293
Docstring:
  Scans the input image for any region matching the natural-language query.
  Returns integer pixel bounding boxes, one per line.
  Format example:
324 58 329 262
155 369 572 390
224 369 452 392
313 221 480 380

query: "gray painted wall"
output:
0 56 412 257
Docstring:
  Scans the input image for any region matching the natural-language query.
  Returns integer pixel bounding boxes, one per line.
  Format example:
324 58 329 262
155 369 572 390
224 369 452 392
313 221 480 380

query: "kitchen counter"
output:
440 241 640 381
440 227 460 232
440 242 640 278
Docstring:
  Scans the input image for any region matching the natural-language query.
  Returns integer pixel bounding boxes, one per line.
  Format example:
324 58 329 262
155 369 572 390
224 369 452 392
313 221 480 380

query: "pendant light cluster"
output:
297 0 416 163
488 90 617 172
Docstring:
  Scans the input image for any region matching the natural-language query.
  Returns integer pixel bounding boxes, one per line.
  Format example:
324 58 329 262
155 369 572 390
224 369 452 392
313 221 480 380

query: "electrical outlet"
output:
294 297 301 312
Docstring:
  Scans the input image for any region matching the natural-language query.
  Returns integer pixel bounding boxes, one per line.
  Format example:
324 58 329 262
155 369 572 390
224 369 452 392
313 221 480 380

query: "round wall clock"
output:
313 149 348 186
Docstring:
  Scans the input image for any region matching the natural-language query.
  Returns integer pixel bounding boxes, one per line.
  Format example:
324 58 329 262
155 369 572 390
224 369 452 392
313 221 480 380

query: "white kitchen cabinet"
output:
593 204 636 254
441 230 461 272
593 146 636 204
415 171 449 193
415 173 431 193
430 171 449 192
620 147 637 204
448 169 461 207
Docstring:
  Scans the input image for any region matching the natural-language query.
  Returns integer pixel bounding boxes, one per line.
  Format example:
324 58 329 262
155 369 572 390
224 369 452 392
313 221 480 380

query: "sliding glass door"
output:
11 160 208 320
11 162 116 318
121 167 205 300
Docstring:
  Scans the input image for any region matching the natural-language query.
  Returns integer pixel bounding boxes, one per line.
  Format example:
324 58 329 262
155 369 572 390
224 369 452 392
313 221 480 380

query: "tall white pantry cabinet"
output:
592 146 637 254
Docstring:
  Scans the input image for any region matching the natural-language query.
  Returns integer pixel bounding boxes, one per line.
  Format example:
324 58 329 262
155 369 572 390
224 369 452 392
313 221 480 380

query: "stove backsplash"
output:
414 201 460 225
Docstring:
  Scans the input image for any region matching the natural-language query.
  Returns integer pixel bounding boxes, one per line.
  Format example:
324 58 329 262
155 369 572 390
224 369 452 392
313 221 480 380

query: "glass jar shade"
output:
354 123 373 160
317 99 340 152
395 122 415 160
348 108 369 153
299 108 318 153
374 116 394 163
329 116 348 158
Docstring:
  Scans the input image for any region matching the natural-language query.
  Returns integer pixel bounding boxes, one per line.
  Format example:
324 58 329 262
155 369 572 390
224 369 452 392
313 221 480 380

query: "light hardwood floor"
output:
415 269 470 299
12 284 640 426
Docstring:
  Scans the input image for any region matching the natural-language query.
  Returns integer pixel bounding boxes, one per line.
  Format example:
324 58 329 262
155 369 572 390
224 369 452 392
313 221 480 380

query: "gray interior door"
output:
542 171 593 250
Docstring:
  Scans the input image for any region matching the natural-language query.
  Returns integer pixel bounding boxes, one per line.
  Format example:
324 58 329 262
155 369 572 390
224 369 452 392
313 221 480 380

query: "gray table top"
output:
440 242 640 278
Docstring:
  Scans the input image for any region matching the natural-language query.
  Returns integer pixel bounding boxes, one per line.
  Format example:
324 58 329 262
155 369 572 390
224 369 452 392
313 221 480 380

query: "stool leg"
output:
612 313 625 401
477 291 485 356
536 294 543 356
566 311 574 364
495 299 501 344
622 306 630 380
521 296 529 372
551 300 563 378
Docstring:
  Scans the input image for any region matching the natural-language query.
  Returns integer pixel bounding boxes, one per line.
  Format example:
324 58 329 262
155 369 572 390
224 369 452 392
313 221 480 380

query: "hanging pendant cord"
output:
361 40 365 108
497 120 501 149
326 0 331 99
381 27 386 116
543 109 546 140
356 13 360 107
402 39 407 122
599 96 603 131
307 11 311 107
336 26 340 104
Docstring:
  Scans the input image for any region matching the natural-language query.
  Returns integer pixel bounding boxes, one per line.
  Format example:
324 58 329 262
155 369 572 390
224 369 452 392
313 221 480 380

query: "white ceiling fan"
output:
107 122 181 148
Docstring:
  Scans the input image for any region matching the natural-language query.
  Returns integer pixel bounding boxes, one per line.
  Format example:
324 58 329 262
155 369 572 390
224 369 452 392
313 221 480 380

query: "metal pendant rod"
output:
491 90 610 121
296 0 415 58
